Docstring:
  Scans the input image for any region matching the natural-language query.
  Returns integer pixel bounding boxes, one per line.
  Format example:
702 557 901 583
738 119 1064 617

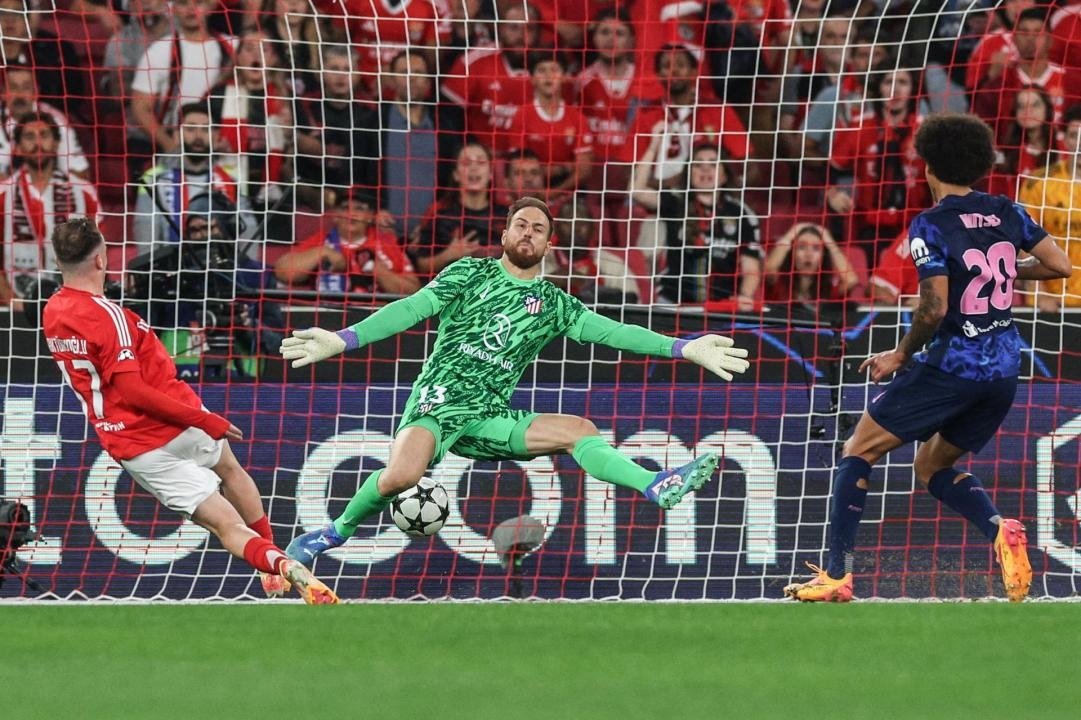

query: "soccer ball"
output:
390 478 450 537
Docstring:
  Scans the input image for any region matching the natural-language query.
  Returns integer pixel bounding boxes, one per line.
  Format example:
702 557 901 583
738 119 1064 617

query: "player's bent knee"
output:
573 417 599 441
378 468 424 496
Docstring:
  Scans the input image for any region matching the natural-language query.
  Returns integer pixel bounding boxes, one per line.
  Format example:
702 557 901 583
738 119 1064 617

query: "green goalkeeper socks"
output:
571 435 656 493
333 469 392 539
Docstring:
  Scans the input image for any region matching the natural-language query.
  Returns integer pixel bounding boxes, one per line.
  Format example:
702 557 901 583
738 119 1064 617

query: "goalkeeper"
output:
281 197 751 564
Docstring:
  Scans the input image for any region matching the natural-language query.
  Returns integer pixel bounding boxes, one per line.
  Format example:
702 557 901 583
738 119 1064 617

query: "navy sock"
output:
826 456 872 580
927 468 1001 542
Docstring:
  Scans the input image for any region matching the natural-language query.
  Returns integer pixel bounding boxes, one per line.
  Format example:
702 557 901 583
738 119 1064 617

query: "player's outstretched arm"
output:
112 372 241 440
279 291 441 368
569 310 751 381
1016 236 1074 281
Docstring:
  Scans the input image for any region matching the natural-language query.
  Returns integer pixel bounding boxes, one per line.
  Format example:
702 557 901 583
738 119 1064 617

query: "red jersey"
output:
339 0 448 82
965 29 1014 91
504 99 593 167
575 61 644 162
441 48 532 144
972 61 1068 128
870 231 918 300
296 225 414 293
43 287 202 460
729 0 791 44
830 114 929 238
620 102 750 170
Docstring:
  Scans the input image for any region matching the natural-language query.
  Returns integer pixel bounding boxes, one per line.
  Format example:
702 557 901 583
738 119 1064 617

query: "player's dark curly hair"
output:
507 196 555 239
52 217 105 267
914 113 996 187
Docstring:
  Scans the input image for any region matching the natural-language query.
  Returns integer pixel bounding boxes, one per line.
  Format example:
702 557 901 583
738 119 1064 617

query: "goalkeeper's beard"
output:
503 240 544 270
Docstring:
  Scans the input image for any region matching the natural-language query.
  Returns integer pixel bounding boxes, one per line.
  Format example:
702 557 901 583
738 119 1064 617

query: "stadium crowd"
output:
0 0 1080 320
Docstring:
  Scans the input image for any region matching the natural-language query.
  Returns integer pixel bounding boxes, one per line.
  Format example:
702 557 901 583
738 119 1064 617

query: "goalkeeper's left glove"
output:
279 327 347 368
675 335 751 381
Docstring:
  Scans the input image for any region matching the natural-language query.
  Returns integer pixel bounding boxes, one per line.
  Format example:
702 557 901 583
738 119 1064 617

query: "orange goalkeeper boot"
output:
783 562 854 602
994 518 1032 602
280 559 339 605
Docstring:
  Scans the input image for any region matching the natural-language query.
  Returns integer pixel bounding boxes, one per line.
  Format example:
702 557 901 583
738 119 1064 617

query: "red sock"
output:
247 515 274 542
242 537 289 575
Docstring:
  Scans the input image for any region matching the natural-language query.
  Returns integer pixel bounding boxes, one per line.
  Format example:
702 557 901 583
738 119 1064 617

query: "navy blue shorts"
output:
867 362 1017 453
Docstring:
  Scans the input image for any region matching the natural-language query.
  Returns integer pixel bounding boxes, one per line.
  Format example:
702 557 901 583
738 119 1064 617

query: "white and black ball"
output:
390 478 450 537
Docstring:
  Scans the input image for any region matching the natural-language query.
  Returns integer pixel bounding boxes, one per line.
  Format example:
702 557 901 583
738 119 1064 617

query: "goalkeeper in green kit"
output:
282 197 751 565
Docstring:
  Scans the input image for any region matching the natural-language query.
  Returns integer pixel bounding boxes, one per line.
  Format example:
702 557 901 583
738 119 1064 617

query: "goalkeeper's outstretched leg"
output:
524 414 720 508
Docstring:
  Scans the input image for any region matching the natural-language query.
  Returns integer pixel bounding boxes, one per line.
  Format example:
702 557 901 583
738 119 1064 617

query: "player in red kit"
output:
42 218 338 605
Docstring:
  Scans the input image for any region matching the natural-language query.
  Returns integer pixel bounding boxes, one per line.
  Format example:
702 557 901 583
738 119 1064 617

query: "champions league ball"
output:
391 478 451 537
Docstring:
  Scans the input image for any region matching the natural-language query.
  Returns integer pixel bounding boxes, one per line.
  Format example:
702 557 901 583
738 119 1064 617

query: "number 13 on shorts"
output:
417 385 448 405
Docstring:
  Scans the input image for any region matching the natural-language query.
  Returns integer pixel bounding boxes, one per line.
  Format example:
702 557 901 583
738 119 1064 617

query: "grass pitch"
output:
7 602 1077 719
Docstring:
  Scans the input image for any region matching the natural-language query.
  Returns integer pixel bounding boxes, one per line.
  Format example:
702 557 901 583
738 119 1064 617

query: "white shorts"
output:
121 427 225 517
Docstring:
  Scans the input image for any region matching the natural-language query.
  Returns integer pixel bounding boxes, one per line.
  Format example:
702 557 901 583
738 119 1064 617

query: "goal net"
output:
1 0 1079 600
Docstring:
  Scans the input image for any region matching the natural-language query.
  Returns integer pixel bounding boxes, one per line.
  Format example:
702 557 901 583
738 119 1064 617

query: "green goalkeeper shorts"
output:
397 399 539 467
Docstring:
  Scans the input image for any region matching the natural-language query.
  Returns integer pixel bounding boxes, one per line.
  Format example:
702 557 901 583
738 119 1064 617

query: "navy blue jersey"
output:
908 192 1046 381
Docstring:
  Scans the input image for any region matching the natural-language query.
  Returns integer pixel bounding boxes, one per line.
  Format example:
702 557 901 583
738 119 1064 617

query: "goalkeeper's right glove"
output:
676 334 751 381
279 327 348 368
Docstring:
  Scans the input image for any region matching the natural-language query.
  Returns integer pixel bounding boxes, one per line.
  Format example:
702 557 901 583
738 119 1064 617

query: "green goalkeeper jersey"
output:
415 256 588 406
345 256 678 408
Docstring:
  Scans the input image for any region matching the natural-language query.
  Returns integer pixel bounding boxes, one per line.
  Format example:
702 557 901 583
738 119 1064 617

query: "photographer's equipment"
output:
127 191 283 379
0 500 46 593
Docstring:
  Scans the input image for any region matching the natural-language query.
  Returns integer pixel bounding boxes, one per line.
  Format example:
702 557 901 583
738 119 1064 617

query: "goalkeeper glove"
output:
279 327 348 368
676 335 751 381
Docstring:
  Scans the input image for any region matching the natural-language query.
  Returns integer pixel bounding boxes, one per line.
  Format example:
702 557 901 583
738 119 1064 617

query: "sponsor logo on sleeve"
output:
909 237 931 267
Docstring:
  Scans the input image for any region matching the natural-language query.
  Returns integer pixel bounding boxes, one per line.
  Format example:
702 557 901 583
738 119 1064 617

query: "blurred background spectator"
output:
274 188 419 294
764 221 859 308
0 112 100 305
632 140 762 308
408 140 507 275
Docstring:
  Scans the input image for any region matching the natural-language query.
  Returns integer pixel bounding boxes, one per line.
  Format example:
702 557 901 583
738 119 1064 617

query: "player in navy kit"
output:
784 113 1073 602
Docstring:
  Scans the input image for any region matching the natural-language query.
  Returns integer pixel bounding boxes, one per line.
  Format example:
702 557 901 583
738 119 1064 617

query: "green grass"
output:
7 603 1078 719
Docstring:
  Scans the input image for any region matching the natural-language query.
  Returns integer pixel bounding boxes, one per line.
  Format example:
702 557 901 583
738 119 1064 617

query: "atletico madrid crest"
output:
523 294 543 315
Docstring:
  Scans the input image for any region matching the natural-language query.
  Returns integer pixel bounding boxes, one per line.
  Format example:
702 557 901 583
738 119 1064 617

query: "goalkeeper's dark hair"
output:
914 113 996 187
507 197 555 240
52 217 105 267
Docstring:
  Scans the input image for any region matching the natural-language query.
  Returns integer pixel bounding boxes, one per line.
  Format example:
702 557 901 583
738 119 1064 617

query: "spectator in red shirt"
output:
273 189 420 295
441 1 538 150
972 6 1068 131
321 0 448 98
869 229 919 306
764 222 859 308
827 66 928 261
965 0 1034 93
505 49 593 194
575 8 645 193
621 43 749 185
986 86 1055 197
